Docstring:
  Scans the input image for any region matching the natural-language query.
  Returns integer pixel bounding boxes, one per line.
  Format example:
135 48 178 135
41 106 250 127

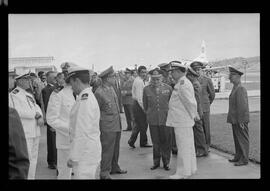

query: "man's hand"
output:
36 117 44 127
194 113 200 122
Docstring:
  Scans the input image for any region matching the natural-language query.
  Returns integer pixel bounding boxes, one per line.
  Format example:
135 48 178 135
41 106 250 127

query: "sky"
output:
9 14 260 72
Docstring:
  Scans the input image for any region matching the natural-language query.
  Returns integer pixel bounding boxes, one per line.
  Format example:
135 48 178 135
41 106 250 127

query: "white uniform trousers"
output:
174 127 197 176
57 148 72 179
72 161 100 179
26 137 40 179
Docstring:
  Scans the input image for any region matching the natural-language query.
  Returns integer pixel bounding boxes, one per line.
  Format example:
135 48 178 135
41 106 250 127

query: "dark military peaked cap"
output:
99 66 114 78
149 68 163 78
187 66 199 77
190 61 205 69
65 66 89 81
168 61 186 71
228 66 243 76
158 63 170 71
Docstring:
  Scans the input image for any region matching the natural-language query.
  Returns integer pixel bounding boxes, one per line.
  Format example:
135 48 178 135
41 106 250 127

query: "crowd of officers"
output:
8 60 250 179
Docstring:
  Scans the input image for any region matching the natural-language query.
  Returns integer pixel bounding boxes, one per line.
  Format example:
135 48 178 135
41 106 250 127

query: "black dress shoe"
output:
48 164 57 169
150 164 160 170
228 158 239 163
140 144 152 148
110 169 127 174
196 152 208 157
128 141 135 148
172 150 178 155
100 175 112 179
123 129 132 131
163 165 170 171
234 161 248 166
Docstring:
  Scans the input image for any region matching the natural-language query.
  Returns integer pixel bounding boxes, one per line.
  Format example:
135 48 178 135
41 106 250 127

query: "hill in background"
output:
209 56 260 72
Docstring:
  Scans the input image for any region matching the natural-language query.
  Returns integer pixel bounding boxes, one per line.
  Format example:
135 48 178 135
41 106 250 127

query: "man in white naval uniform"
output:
66 66 101 179
166 61 199 179
9 73 44 179
46 79 75 179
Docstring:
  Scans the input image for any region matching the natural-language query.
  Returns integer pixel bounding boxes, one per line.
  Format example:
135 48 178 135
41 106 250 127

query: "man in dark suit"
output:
94 66 127 179
191 61 215 152
9 107 30 179
227 66 250 166
41 71 58 169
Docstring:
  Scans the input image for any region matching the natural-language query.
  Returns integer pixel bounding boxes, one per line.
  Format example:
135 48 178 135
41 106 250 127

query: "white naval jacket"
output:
166 76 197 128
46 85 75 149
68 87 101 163
9 86 43 138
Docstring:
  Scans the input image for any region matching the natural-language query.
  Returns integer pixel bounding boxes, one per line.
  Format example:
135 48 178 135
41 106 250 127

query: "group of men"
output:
8 59 250 179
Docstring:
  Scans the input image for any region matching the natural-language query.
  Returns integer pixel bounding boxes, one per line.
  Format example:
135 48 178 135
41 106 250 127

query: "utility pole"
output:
242 58 248 84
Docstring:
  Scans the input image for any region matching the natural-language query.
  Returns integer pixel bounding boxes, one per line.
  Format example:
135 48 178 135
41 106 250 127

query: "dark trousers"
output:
149 125 172 166
128 101 148 146
171 128 178 153
100 131 122 178
232 123 249 163
46 125 57 166
123 104 134 130
202 111 211 150
193 120 208 155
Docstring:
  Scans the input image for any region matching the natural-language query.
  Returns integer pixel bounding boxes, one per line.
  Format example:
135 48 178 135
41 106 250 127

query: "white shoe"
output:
169 174 190 179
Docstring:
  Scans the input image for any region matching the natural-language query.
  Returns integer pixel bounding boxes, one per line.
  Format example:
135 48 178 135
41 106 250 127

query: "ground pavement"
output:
35 90 260 179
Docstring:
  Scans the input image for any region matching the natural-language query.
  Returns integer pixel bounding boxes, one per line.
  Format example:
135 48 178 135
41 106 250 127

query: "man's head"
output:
9 71 18 91
228 66 243 84
124 68 132 79
190 61 204 76
149 68 163 87
158 63 170 77
137 66 147 80
46 71 57 85
66 66 90 95
15 73 32 90
99 66 115 85
168 61 186 81
56 72 65 86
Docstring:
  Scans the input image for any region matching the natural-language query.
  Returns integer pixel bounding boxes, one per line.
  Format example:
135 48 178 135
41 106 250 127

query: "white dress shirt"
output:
132 76 148 109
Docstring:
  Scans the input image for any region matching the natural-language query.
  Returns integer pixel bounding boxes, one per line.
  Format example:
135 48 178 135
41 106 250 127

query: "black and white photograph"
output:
8 13 260 179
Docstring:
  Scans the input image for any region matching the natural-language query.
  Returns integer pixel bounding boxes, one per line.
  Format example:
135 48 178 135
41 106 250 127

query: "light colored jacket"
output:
166 76 197 128
132 76 148 109
69 87 101 163
46 85 75 149
9 86 42 138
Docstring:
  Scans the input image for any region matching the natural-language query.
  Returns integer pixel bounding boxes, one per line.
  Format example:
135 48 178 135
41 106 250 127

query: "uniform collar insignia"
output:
180 79 185 85
81 93 88 100
12 89 19 94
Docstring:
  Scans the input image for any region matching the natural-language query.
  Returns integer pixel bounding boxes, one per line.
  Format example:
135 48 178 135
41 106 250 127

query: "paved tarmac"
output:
35 93 261 179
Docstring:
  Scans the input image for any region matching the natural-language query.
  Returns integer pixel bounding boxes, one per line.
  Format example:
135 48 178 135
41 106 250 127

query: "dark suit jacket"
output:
9 107 30 179
198 75 215 112
192 79 204 119
41 84 55 113
227 84 250 124
94 85 122 132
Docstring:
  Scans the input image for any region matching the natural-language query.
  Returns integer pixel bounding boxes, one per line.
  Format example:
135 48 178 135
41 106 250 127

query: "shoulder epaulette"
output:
12 89 19 94
180 79 185 85
53 86 63 93
81 93 88 100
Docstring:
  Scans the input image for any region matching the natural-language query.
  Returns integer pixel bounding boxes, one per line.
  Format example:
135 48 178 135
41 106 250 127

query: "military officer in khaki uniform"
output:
159 62 178 155
143 68 173 171
227 66 250 166
186 66 208 157
121 68 135 131
191 61 215 152
94 66 127 179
